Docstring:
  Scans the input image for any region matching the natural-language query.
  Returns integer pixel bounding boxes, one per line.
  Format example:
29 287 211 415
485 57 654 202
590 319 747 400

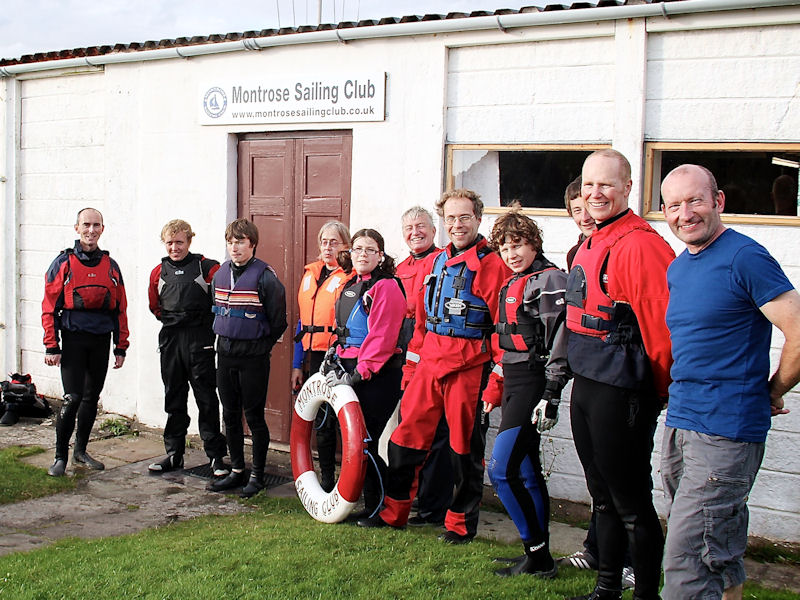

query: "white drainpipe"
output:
1 0 797 77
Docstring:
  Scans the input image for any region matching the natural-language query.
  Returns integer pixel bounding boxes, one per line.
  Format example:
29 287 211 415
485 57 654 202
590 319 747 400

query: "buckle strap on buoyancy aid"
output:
293 324 334 343
580 303 642 345
211 305 267 321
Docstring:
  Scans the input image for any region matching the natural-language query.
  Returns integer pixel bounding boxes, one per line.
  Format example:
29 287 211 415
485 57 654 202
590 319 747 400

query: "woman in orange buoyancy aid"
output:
291 221 354 492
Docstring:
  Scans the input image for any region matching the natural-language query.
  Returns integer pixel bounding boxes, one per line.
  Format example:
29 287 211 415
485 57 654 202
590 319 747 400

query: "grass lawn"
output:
0 494 796 600
0 447 796 599
0 446 75 504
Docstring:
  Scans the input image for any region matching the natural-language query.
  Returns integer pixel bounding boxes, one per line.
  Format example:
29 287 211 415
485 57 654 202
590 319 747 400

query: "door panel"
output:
238 132 351 444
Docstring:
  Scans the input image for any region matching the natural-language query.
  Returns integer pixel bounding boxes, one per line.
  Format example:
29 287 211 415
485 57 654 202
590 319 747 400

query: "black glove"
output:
319 346 339 376
325 368 362 388
533 380 562 433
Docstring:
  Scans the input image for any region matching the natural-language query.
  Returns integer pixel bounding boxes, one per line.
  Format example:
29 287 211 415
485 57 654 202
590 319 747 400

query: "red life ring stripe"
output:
290 373 368 522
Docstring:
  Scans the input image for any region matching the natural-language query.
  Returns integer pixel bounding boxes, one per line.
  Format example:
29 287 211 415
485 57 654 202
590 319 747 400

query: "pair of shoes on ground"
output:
355 514 469 544
148 455 230 477
407 514 445 527
206 470 265 498
494 554 558 578
48 451 105 477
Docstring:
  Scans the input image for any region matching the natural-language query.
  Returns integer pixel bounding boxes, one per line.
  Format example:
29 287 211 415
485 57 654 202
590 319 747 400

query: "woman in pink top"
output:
326 228 406 518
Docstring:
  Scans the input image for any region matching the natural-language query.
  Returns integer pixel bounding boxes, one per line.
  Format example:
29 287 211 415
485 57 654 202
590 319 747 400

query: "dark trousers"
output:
570 374 663 599
488 363 549 547
158 326 226 459
217 353 270 473
308 351 339 483
56 330 110 460
345 360 402 513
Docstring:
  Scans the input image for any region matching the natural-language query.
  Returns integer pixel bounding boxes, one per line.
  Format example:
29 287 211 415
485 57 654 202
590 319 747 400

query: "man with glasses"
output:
359 189 509 545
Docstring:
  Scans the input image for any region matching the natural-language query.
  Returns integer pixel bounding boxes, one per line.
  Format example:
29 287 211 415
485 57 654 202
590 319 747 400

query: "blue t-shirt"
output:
665 229 793 443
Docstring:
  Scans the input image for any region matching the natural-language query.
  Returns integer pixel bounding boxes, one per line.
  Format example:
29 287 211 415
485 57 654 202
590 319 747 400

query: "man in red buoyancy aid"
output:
359 189 510 544
565 150 675 600
395 206 453 527
42 208 129 477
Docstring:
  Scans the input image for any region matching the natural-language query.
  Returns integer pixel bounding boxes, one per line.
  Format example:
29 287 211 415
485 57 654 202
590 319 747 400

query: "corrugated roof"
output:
0 2 657 67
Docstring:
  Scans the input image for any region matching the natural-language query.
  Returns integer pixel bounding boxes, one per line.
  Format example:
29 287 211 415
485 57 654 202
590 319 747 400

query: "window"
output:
645 143 800 223
446 144 607 214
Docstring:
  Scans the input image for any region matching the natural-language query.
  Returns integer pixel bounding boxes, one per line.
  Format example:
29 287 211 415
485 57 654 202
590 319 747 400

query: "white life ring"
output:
290 372 368 523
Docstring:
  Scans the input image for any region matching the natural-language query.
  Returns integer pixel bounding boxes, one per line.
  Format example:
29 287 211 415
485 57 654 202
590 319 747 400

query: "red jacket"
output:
567 210 674 398
396 246 439 320
42 242 129 355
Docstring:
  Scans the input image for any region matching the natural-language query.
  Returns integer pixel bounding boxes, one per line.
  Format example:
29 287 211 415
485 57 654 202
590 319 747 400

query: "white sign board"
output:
199 72 385 125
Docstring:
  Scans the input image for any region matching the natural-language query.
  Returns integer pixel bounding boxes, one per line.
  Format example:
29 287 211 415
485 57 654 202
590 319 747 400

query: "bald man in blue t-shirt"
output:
661 164 800 600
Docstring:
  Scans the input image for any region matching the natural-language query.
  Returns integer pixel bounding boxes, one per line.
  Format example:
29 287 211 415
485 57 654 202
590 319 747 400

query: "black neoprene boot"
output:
566 586 623 600
207 469 246 492
148 453 184 474
495 542 558 578
48 459 67 477
73 397 102 469
54 393 81 462
73 450 105 470
241 471 265 498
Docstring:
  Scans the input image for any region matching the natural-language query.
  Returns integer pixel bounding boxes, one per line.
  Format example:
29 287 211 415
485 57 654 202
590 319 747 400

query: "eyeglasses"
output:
320 239 341 248
444 214 475 225
350 247 380 256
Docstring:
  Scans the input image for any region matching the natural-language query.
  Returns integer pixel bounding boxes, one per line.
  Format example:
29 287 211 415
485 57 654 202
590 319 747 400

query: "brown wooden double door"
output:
237 131 352 443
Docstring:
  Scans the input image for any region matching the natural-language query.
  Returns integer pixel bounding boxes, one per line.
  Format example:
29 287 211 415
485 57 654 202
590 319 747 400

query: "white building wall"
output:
645 24 800 142
6 7 800 541
17 70 112 400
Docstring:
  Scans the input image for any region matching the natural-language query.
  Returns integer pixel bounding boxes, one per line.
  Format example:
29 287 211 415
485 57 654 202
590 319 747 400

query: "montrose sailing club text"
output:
230 79 377 105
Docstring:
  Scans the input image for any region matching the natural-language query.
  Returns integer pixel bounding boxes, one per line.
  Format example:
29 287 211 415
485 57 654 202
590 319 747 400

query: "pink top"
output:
338 274 406 380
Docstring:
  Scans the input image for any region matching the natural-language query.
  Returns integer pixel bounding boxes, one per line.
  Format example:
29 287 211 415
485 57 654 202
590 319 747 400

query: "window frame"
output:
644 142 800 225
445 143 609 216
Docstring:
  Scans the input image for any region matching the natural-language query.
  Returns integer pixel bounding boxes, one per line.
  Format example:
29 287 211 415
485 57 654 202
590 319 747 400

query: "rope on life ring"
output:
290 372 368 523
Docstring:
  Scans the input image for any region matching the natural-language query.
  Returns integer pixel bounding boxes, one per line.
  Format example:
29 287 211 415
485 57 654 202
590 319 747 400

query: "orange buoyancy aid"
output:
297 262 353 352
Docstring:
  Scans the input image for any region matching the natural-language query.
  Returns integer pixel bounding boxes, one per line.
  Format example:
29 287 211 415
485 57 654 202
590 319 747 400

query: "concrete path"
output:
0 425 250 556
1 414 798 595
